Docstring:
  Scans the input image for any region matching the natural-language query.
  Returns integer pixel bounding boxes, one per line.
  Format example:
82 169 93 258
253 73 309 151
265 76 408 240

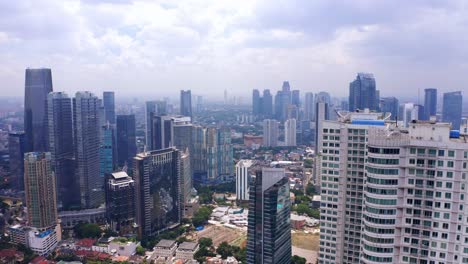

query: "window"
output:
438 150 445 157
448 150 455 157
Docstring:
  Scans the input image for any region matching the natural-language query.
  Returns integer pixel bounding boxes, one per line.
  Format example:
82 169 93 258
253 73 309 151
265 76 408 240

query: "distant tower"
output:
423 88 437 120
291 90 300 107
235 160 253 201
263 119 278 147
315 101 329 153
349 73 377 111
73 92 103 209
224 89 228 105
304 92 314 121
116 115 137 168
8 132 25 191
105 171 135 234
252 89 261 115
380 97 399 120
247 168 291 264
24 68 53 152
442 91 463 130
284 119 297 146
180 90 192 117
103 91 116 125
24 152 58 229
145 101 167 149
262 89 273 118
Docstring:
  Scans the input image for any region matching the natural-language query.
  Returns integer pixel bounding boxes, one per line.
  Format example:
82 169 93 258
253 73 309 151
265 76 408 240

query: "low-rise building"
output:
27 226 60 256
153 239 177 258
8 224 27 245
175 242 199 260
108 239 139 257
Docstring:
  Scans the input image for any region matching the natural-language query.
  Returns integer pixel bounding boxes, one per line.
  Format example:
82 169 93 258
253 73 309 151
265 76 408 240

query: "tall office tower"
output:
73 92 102 209
246 168 291 264
195 95 203 113
291 90 300 107
263 119 279 147
236 160 253 201
103 91 116 125
284 119 297 146
151 115 173 150
314 101 329 153
414 104 425 120
134 148 181 238
205 127 218 180
47 92 77 210
180 150 192 216
442 91 463 130
316 91 331 105
24 152 58 229
8 132 25 191
380 96 399 120
318 110 387 264
286 104 299 120
24 68 53 152
262 89 273 118
275 91 291 121
304 92 314 121
173 116 193 152
217 127 234 180
252 89 261 115
192 125 207 180
105 171 135 234
340 101 349 112
348 72 377 112
100 124 115 180
282 81 290 92
399 102 422 127
423 88 437 120
146 100 167 149
180 90 192 117
116 115 136 168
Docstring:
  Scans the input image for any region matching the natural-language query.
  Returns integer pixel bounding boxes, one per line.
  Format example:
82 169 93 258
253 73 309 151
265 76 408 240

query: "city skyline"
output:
1 1 468 99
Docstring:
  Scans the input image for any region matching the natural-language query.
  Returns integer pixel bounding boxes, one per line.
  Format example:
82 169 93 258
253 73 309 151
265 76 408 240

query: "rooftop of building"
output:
177 242 198 251
111 171 129 179
155 239 177 248
75 238 97 248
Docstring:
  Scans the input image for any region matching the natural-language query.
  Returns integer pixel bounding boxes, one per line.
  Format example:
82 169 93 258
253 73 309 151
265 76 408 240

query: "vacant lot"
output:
292 232 320 251
197 225 246 247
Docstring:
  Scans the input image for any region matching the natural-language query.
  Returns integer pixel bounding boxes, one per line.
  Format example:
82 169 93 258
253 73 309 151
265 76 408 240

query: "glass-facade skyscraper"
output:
380 96 399 120
247 167 291 264
442 91 463 130
180 90 192 117
24 68 53 152
116 114 137 168
349 72 378 112
423 88 437 120
8 132 25 191
134 148 181 238
103 91 116 125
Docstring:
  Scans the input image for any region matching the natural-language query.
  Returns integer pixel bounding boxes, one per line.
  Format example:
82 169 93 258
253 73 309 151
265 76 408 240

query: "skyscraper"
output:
442 91 463 129
304 92 314 121
103 91 116 125
252 89 261 115
263 119 278 147
348 72 377 111
173 116 193 152
24 152 58 229
73 92 102 209
116 115 137 168
216 127 234 180
284 119 296 146
291 90 300 107
146 100 168 149
134 148 181 238
318 110 386 264
246 168 291 264
423 88 437 120
151 115 173 151
262 89 273 117
100 124 116 179
24 68 53 152
105 171 135 234
47 92 77 210
236 160 253 201
380 96 399 120
8 132 25 191
180 90 192 117
180 150 192 217
314 101 329 153
275 91 291 121
282 81 290 92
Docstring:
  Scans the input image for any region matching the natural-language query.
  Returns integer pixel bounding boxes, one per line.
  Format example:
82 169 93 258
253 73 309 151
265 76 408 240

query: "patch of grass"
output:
292 232 319 251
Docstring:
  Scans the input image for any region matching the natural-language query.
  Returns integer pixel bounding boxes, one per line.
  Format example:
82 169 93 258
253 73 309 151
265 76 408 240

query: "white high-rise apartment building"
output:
263 119 278 147
285 118 297 146
236 160 253 201
319 113 468 264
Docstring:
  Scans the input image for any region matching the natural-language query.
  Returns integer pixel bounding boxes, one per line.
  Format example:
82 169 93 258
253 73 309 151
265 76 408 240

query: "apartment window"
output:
447 161 454 168
410 148 416 154
437 160 444 167
448 150 455 157
438 150 445 156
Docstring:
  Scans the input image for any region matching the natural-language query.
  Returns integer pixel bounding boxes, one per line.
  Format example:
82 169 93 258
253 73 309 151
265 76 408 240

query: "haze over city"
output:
1 0 468 99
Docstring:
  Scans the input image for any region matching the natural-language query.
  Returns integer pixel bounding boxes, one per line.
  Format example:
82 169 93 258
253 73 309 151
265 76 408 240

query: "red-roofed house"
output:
0 249 24 264
75 238 96 250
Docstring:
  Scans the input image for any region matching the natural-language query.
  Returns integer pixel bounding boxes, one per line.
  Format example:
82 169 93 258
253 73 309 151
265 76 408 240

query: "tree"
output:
198 237 213 248
292 255 306 264
136 245 145 256
74 223 102 238
216 242 231 259
306 184 317 196
192 206 213 227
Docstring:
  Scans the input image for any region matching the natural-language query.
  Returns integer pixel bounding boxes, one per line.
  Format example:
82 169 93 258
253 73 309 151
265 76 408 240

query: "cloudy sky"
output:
0 0 467 100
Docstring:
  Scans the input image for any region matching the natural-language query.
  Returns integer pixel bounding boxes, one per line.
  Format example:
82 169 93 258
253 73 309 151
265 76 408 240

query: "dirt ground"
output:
197 225 246 247
292 231 320 251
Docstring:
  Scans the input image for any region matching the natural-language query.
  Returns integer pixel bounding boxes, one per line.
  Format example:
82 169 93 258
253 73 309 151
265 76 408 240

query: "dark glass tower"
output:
134 148 181 238
116 114 137 168
262 89 273 118
291 90 300 107
73 92 102 209
8 132 25 191
24 68 53 152
247 168 291 264
151 115 173 150
180 90 192 117
48 92 78 210
103 91 116 125
146 100 168 149
423 88 437 120
380 97 399 120
105 171 135 234
252 89 261 115
442 91 463 129
349 72 377 112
